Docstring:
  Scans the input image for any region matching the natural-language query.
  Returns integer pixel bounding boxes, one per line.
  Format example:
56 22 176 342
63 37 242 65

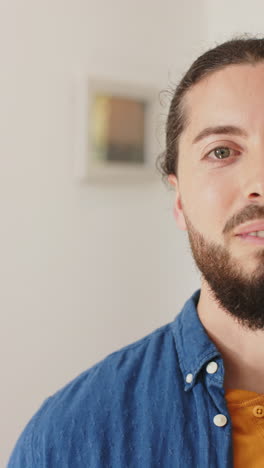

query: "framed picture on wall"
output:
73 76 160 182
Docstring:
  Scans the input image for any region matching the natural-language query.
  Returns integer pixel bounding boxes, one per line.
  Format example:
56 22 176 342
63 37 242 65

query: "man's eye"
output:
208 147 231 160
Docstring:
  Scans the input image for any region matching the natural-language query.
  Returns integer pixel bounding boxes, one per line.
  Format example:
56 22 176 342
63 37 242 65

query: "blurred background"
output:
1 0 263 465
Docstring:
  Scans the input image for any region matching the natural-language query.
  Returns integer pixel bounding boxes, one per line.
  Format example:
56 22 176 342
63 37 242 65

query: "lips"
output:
234 221 264 236
235 233 264 245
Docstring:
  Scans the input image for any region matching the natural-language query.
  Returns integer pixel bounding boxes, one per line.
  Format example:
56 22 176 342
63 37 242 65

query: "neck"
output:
197 281 264 394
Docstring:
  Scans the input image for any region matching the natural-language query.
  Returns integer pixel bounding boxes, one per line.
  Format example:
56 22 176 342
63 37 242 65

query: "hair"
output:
157 35 264 184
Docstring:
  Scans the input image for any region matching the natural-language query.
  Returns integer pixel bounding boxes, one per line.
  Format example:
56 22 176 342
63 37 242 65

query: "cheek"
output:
183 173 235 232
202 172 236 210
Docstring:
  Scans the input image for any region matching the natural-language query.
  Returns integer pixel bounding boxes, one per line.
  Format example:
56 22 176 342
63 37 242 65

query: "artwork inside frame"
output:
91 94 146 165
73 76 160 182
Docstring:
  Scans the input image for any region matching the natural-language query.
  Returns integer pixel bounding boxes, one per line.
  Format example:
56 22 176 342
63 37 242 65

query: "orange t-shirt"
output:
225 388 264 467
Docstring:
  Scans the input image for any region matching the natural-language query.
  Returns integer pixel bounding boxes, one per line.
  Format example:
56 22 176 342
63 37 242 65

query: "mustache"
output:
224 205 264 235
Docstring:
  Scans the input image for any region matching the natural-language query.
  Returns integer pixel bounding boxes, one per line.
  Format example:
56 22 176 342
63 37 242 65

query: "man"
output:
8 36 264 467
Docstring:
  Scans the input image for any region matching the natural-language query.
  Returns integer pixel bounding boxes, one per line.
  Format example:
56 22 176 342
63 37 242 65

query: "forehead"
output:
181 62 264 139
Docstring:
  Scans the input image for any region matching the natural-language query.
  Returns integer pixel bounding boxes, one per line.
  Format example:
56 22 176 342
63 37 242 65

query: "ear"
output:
168 175 187 231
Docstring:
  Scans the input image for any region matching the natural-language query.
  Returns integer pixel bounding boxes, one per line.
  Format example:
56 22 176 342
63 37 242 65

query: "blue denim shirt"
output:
8 289 234 467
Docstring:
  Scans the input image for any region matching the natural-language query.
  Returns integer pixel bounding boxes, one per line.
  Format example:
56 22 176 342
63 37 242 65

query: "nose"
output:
247 186 264 201
242 153 264 201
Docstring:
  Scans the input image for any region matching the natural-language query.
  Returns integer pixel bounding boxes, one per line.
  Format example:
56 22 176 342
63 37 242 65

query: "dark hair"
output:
157 35 264 183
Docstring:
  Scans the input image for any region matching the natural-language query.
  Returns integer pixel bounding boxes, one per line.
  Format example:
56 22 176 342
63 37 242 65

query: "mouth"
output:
235 234 264 245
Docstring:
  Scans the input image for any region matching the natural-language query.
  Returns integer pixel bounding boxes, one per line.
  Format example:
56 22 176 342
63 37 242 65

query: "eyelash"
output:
205 146 241 162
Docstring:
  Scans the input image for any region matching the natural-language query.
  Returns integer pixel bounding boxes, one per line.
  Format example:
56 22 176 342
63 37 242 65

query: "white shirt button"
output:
213 414 227 427
206 361 218 374
186 373 193 383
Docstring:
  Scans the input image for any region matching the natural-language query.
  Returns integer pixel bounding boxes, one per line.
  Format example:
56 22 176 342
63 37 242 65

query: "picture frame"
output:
73 76 160 183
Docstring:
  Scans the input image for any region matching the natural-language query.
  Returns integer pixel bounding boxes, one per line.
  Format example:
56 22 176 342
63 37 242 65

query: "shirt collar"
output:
170 289 223 392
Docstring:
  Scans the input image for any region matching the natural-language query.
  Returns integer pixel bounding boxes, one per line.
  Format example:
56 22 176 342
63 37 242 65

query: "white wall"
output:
0 1 205 465
204 0 264 43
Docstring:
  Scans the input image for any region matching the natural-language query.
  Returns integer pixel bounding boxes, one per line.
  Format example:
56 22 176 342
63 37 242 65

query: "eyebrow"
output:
192 125 248 145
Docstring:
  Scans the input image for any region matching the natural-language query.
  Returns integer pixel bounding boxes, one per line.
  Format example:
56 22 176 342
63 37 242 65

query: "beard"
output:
183 212 264 331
